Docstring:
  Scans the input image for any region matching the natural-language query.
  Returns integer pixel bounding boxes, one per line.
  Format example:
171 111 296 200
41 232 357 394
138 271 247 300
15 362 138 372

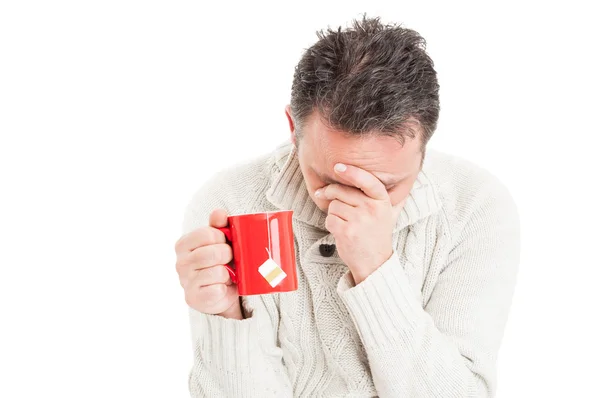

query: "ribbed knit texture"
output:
182 139 520 398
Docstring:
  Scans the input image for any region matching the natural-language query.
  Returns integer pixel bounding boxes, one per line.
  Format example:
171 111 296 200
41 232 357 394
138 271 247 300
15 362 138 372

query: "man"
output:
175 16 519 397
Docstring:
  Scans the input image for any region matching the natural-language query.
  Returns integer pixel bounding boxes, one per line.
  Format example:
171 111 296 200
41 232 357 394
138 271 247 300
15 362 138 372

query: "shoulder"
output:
181 141 289 234
423 149 520 243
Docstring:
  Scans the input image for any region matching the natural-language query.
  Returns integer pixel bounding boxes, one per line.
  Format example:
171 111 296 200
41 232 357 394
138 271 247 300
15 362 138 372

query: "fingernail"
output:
315 189 321 197
334 163 347 172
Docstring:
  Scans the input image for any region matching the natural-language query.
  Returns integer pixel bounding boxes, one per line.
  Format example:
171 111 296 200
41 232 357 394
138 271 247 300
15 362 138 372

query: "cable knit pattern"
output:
181 139 520 398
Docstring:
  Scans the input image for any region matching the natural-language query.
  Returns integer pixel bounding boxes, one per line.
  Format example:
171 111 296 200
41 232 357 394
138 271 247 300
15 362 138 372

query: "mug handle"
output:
215 226 238 284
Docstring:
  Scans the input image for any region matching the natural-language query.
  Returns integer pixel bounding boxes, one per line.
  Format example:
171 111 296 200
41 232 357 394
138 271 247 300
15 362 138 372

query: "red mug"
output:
216 210 298 296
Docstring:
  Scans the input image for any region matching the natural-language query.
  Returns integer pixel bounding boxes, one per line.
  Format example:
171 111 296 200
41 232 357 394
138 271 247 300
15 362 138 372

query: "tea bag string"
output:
265 211 272 259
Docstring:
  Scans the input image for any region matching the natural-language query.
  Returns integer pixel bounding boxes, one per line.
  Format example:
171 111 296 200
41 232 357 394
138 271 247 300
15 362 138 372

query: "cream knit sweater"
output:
181 139 520 398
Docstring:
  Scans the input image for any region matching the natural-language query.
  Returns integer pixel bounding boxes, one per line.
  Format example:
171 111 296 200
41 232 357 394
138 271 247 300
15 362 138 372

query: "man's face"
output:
285 107 423 214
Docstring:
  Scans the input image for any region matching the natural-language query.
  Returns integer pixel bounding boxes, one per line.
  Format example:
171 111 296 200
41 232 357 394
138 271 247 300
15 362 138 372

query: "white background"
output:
1 1 598 397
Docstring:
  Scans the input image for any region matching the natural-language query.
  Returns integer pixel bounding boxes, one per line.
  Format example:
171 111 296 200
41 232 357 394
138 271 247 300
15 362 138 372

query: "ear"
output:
285 105 296 146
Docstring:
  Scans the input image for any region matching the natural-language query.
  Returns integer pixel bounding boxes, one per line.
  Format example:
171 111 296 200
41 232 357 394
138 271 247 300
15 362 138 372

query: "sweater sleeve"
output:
187 301 292 397
181 173 293 398
337 180 520 398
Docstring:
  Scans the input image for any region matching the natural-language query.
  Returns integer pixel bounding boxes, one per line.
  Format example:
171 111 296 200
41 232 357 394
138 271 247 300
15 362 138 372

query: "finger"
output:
190 243 232 270
325 212 346 234
177 243 232 276
175 226 226 255
185 283 239 315
190 265 232 287
327 199 355 222
333 163 388 200
392 197 408 219
209 208 229 228
319 184 364 206
186 283 229 312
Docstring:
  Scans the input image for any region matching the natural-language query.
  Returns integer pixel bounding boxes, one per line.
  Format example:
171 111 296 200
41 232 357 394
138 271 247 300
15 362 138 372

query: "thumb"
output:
209 208 229 228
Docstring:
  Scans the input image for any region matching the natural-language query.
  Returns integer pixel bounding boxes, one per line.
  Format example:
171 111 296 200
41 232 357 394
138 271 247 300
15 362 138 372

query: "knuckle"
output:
328 200 339 212
223 244 233 262
193 245 217 267
205 247 219 265
175 258 185 274
200 227 218 246
216 265 230 283
185 284 213 311
198 226 219 246
367 181 378 192
183 277 228 313
212 226 227 244
325 214 335 231
213 244 232 266
365 199 377 210
202 284 226 305
174 232 190 252
216 283 228 297
364 205 377 216
346 226 359 240
214 245 227 265
174 238 183 253
184 288 198 308
204 266 220 283
208 227 221 242
207 266 222 283
175 253 192 273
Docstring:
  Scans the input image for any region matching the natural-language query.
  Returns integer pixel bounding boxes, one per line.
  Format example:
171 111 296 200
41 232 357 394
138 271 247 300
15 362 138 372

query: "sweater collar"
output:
265 140 442 233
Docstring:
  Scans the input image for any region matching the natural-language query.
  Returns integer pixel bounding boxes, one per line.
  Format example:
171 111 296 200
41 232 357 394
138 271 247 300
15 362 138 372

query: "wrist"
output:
217 298 244 320
350 249 394 285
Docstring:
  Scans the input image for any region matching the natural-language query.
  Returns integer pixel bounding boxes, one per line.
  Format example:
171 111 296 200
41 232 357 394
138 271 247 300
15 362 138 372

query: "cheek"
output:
300 166 327 193
298 162 332 211
303 178 331 211
303 174 323 194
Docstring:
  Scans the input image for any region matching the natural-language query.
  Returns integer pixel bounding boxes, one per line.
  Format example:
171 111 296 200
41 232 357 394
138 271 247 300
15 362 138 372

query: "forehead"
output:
302 114 422 181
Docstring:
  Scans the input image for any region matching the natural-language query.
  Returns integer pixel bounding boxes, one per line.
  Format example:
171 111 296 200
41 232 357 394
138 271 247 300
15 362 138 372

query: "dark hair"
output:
290 15 440 150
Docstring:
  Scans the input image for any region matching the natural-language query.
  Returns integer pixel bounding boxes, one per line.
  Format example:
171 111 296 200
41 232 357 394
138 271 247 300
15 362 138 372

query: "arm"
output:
337 181 520 397
187 299 292 397
182 175 293 398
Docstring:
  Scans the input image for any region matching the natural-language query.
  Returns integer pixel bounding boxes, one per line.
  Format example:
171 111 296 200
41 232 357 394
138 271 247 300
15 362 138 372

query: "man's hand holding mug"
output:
175 208 297 320
175 209 242 319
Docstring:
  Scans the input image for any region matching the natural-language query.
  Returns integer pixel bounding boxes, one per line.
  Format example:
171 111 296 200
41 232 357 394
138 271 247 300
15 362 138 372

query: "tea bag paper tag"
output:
260 215 287 288
258 257 287 288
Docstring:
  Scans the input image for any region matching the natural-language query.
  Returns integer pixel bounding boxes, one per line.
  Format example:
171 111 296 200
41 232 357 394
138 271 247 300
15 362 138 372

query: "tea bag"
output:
258 213 287 287
259 252 287 288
